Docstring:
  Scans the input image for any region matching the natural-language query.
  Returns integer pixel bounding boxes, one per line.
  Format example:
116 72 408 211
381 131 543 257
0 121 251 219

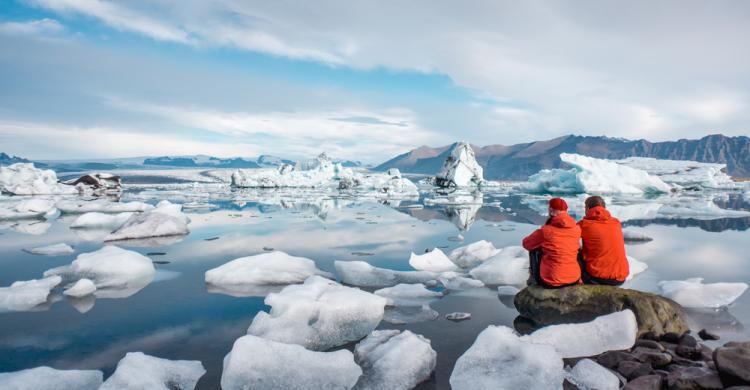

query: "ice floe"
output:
232 153 341 188
0 366 103 390
383 303 439 324
449 325 564 390
408 249 459 272
70 212 133 229
64 173 122 195
374 283 443 306
497 285 521 296
335 260 437 288
0 198 57 220
221 335 362 390
100 352 205 390
565 358 620 390
622 229 653 243
626 256 648 281
354 330 436 390
523 310 638 358
247 275 387 350
105 200 189 242
616 157 736 190
0 276 61 312
446 312 471 321
448 240 500 269
435 142 484 187
468 246 528 285
657 277 748 308
24 243 74 255
339 168 419 197
437 271 484 290
63 278 96 297
56 199 153 214
655 198 750 220
0 163 77 195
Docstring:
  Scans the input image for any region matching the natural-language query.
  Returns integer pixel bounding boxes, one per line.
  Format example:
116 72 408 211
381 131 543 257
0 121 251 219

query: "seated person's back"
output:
578 196 629 284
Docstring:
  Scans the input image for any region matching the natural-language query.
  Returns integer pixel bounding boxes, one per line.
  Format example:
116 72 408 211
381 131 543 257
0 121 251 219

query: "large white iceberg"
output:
449 240 500 269
335 261 437 288
408 249 459 272
99 352 205 390
0 163 77 195
565 359 620 390
24 243 74 256
523 153 672 194
0 276 61 312
468 246 529 285
449 325 564 390
56 199 153 214
221 335 362 390
658 278 748 308
0 366 103 390
232 153 342 188
105 200 189 242
435 142 484 187
354 330 436 390
373 283 443 306
616 157 736 190
70 212 133 229
523 310 638 358
247 275 387 350
338 168 419 197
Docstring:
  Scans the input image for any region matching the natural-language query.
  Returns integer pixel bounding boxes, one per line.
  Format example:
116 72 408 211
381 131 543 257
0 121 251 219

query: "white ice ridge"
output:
105 200 189 241
449 325 564 390
231 153 341 188
374 283 443 306
449 240 500 269
0 276 61 312
205 251 333 288
70 212 134 229
100 352 205 390
335 260 437 288
0 163 78 195
437 271 484 290
408 249 459 272
0 366 103 390
435 142 484 187
24 243 74 255
658 278 749 308
523 310 638 358
63 278 96 297
523 153 672 194
221 335 362 390
56 199 153 214
354 330 436 390
565 359 620 390
247 275 387 350
0 198 57 220
338 168 419 197
616 157 736 190
469 246 529 285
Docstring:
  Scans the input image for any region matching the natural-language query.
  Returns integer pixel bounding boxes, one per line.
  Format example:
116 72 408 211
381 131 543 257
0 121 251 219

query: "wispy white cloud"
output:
0 18 65 36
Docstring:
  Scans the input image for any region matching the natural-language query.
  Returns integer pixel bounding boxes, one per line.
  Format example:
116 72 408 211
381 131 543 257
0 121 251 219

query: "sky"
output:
0 0 748 163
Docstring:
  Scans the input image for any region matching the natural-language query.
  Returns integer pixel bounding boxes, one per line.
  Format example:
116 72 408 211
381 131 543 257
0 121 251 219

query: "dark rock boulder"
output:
623 374 663 390
666 366 723 389
713 344 750 386
514 285 689 337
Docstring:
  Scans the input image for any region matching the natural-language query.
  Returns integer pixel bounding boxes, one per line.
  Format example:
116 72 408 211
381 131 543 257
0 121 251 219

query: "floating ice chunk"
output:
449 240 500 269
656 198 750 220
0 276 61 312
354 330 436 390
0 366 103 390
450 325 564 390
106 201 189 242
565 359 619 390
63 278 96 297
497 285 521 296
0 219 50 235
232 154 341 188
70 212 133 229
24 243 74 255
64 173 122 195
247 275 387 350
335 261 437 288
469 246 528 285
338 168 419 197
523 154 672 194
622 229 653 243
0 163 77 195
44 246 155 299
383 304 439 324
374 283 443 306
56 199 153 214
446 312 471 321
409 249 459 272
100 352 205 390
616 157 736 190
0 198 56 220
626 256 648 281
658 278 748 308
523 310 638 358
437 272 484 290
205 251 332 292
435 142 484 187
221 335 361 390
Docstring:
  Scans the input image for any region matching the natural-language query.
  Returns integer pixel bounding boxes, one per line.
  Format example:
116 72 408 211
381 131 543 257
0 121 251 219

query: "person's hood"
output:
584 206 612 221
548 212 577 228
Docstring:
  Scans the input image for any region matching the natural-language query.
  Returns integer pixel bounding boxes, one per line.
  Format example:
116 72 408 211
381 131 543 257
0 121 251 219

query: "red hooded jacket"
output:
578 206 629 282
522 212 582 286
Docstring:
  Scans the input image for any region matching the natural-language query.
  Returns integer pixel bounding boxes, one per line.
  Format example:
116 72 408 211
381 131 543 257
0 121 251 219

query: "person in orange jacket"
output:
522 197 582 288
577 196 629 285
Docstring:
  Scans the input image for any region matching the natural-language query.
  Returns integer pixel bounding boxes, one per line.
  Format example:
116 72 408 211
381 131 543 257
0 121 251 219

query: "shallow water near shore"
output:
1 179 750 389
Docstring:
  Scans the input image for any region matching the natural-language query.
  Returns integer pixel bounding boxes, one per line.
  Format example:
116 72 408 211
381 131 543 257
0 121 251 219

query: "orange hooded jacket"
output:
578 206 629 282
522 212 582 286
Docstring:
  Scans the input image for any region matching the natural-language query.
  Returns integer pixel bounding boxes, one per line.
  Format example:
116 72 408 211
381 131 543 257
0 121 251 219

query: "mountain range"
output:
376 134 750 179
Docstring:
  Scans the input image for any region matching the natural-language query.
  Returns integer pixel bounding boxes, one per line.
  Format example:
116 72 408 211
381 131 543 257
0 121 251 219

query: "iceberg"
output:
0 366 103 390
105 200 189 242
221 335 361 390
658 277 748 308
100 352 205 390
0 163 77 195
0 219 50 235
497 285 521 296
56 199 153 214
565 359 620 390
0 276 61 312
335 260 437 288
0 198 56 220
622 229 653 243
468 246 529 285
449 325 564 390
232 153 342 188
437 272 484 290
63 278 96 297
616 157 736 190
24 243 74 255
373 283 443 306
70 212 133 229
354 330 436 390
449 240 500 269
435 142 484 187
205 251 333 294
523 153 672 194
523 310 638 358
247 275 387 350
383 304 439 324
338 168 419 197
626 256 648 281
408 249 459 272
64 173 122 195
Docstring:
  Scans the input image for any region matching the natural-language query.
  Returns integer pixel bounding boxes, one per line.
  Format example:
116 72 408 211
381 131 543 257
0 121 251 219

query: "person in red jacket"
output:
577 196 629 285
522 197 582 288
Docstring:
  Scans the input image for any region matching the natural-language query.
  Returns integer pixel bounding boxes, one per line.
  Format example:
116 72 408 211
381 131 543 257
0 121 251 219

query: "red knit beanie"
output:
548 197 568 211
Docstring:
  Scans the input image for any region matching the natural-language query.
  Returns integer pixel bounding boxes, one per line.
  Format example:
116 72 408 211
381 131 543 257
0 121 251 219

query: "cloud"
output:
0 18 65 36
